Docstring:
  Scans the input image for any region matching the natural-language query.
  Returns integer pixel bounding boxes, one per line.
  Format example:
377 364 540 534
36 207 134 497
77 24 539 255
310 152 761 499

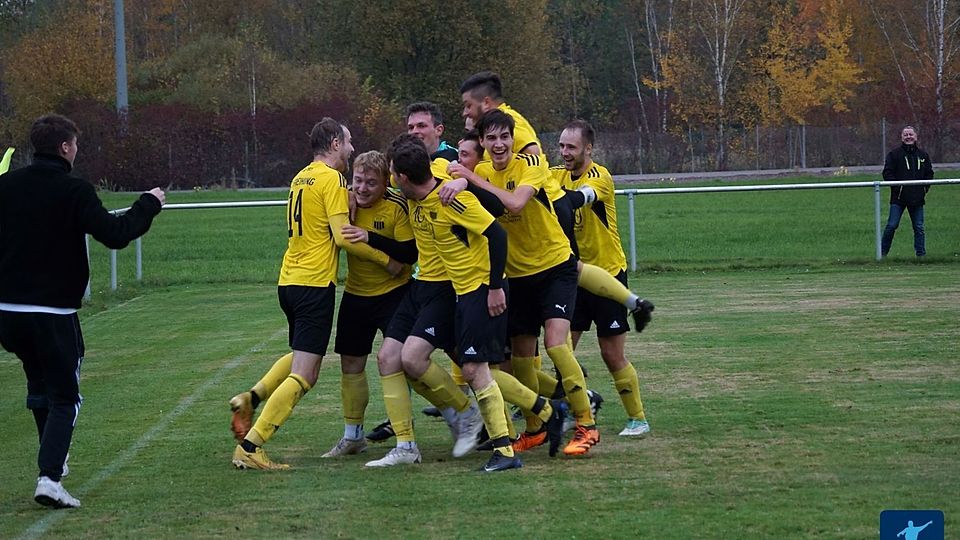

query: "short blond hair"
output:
352 150 388 184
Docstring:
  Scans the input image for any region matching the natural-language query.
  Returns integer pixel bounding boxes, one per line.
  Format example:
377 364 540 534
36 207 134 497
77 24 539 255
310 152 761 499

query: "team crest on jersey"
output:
373 219 385 230
429 211 437 220
506 179 516 190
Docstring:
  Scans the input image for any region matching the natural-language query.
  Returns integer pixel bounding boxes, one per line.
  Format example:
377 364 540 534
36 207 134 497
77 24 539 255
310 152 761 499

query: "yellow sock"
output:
491 366 518 438
579 263 634 307
252 352 293 401
418 360 470 412
475 381 514 457
533 354 542 371
503 402 517 439
490 369 538 412
381 372 415 442
510 356 542 431
537 370 562 398
246 373 311 446
450 360 467 387
341 372 368 426
546 343 594 425
612 363 646 420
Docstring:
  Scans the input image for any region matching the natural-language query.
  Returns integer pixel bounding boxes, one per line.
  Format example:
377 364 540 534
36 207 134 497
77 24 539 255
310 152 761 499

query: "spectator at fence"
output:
0 114 165 508
881 126 934 257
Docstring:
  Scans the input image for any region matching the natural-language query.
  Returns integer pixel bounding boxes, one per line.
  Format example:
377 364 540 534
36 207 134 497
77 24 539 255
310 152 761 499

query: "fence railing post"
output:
110 249 118 291
874 181 883 261
136 237 142 281
628 192 637 272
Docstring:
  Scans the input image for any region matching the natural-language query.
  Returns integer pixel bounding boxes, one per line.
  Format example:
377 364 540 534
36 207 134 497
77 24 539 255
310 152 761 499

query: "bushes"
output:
63 97 401 191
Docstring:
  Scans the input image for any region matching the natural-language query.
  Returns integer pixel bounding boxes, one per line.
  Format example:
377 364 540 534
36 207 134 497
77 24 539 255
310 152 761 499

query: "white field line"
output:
17 328 285 540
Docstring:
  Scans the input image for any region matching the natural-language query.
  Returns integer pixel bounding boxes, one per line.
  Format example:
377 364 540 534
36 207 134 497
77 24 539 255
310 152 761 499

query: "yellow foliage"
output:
812 0 863 112
3 0 116 132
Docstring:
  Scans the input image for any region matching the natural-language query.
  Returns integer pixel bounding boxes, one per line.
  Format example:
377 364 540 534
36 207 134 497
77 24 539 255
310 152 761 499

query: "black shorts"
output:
384 280 456 351
571 270 630 337
507 255 579 337
454 284 508 366
277 284 336 356
334 283 410 356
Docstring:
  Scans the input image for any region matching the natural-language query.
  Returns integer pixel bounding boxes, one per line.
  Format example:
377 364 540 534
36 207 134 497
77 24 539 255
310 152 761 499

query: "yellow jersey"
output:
475 154 571 277
279 160 349 287
409 180 495 295
552 163 626 275
345 189 414 296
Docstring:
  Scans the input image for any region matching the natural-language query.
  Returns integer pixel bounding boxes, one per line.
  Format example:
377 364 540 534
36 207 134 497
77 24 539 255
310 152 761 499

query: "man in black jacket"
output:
0 114 165 508
881 126 934 257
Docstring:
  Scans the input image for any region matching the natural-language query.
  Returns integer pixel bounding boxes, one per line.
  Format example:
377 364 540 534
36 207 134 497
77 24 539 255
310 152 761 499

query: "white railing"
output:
89 178 958 298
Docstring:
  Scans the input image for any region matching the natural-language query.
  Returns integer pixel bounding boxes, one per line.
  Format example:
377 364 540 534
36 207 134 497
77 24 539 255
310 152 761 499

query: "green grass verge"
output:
84 173 960 300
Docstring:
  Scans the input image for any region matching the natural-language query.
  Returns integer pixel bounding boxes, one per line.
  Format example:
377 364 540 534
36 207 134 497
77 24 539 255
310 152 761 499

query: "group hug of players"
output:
227 72 656 473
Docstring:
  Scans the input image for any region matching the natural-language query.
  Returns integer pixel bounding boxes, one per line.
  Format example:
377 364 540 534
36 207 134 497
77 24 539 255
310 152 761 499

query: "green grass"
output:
1 267 956 538
2 175 958 538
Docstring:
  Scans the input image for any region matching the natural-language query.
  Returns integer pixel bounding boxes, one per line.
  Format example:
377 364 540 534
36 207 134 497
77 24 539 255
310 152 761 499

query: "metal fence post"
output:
136 237 142 281
628 192 637 272
110 249 118 290
874 181 883 261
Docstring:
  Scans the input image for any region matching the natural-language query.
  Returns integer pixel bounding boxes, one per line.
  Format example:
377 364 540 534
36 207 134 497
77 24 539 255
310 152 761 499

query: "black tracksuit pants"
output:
0 310 83 482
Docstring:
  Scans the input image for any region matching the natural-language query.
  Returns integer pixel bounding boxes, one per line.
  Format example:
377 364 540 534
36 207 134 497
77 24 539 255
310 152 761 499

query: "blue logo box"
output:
880 510 944 540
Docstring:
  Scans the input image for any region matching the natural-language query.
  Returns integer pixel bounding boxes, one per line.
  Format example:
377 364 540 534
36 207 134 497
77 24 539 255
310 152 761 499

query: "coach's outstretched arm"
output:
79 186 165 249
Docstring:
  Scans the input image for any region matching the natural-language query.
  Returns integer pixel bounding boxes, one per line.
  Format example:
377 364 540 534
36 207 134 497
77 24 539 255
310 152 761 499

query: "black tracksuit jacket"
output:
0 153 162 309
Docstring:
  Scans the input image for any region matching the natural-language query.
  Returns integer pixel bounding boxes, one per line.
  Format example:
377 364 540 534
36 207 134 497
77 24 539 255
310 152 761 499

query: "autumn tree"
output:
1 0 116 139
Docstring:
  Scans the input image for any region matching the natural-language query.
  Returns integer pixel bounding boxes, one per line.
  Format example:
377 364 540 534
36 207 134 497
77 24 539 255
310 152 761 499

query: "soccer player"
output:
0 114 165 508
460 71 542 156
363 137 487 467
554 120 653 437
406 101 459 163
229 118 405 470
457 72 654 332
465 110 600 456
321 150 417 457
389 134 562 469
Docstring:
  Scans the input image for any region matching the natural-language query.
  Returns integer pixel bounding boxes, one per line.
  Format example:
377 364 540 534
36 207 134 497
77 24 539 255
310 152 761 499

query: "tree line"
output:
0 0 957 188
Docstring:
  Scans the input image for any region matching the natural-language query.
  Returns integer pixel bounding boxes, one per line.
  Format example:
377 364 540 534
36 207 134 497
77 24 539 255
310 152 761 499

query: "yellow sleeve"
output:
0 148 14 175
329 212 391 267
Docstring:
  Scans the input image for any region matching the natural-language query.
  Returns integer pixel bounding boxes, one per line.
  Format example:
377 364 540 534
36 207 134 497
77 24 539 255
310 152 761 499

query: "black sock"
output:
250 391 262 409
240 440 258 453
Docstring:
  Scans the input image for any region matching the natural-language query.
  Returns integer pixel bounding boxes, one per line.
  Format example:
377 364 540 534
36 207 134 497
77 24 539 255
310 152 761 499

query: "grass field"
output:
2 174 958 538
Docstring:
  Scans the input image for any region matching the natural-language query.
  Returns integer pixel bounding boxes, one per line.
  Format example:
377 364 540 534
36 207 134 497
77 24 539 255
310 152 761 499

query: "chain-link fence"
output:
543 120 960 175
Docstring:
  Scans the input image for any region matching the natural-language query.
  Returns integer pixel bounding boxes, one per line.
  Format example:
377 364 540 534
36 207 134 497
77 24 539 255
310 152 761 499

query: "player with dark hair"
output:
0 113 165 507
388 134 563 469
464 110 600 456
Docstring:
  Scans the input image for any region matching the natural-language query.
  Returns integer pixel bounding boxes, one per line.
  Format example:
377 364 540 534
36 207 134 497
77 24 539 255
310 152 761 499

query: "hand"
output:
386 259 405 277
439 177 468 205
487 287 506 317
146 187 166 206
341 224 369 243
348 190 357 223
